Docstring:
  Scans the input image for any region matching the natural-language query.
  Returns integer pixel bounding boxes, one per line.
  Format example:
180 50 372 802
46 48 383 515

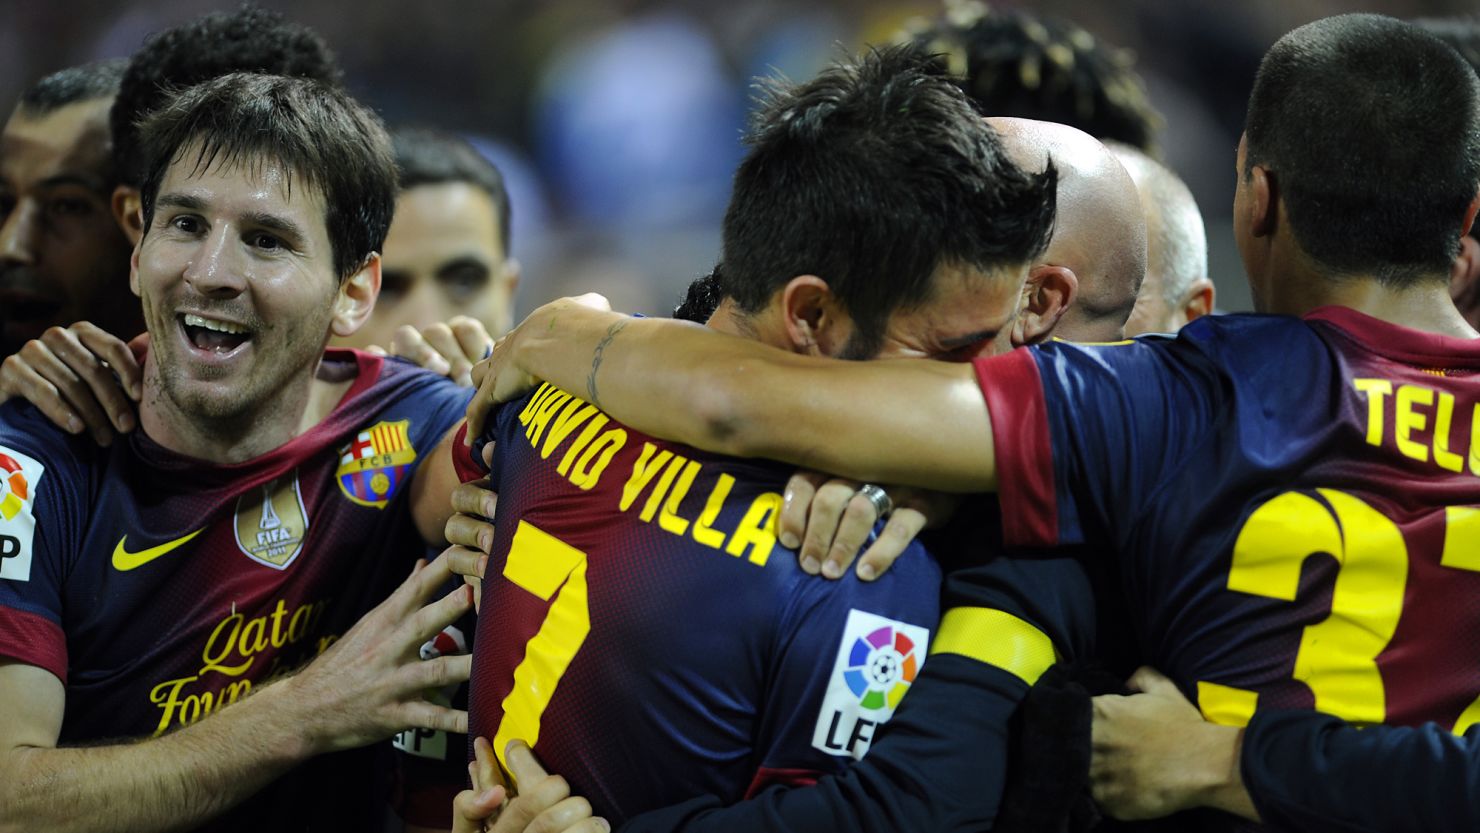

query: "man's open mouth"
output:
180 313 253 354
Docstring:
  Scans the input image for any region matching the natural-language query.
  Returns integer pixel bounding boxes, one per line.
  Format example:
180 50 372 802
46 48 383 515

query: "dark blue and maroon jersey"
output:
464 384 942 827
0 350 469 832
971 307 1480 819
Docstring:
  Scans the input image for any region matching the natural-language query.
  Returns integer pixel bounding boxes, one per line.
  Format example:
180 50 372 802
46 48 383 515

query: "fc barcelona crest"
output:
336 420 418 509
234 470 310 570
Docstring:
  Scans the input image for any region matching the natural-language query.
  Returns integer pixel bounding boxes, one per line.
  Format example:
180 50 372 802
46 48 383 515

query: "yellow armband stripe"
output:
928 607 1058 685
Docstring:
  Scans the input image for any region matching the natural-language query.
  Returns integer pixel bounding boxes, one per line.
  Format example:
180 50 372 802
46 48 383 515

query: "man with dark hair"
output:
1112 142 1215 334
337 126 520 358
473 15 1480 831
108 5 342 243
0 72 477 832
459 45 1062 831
0 60 139 358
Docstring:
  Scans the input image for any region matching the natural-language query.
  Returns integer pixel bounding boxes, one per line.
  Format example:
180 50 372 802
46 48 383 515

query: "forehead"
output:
383 181 503 264
0 98 113 188
158 145 329 230
887 262 1023 337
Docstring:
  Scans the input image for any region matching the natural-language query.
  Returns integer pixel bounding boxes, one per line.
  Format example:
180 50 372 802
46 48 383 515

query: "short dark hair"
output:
1417 16 1480 241
903 7 1162 156
391 125 512 253
1245 14 1480 284
139 73 396 282
721 45 1057 358
18 59 127 115
112 5 342 187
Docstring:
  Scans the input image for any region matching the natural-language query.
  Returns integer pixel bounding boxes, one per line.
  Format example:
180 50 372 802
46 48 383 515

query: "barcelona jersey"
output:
0 350 469 832
465 384 942 827
975 307 1480 741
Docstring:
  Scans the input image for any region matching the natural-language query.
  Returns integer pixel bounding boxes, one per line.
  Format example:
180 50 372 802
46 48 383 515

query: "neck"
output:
138 353 353 464
1257 258 1477 339
706 297 795 351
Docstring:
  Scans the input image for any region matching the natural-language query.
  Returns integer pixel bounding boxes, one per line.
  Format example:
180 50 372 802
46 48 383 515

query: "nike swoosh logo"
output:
112 529 205 571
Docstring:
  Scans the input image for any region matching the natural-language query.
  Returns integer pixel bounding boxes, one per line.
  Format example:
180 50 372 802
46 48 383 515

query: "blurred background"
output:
4 0 1476 317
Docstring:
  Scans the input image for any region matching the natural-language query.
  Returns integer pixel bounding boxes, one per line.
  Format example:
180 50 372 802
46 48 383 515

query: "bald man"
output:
1109 142 1216 335
988 117 1147 343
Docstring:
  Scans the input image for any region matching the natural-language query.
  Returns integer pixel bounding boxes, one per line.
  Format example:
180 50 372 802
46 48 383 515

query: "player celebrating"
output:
472 14 1480 831
0 73 475 832
459 45 1062 830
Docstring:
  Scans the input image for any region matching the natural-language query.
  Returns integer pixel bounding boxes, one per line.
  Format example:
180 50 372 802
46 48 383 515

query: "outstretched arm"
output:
0 554 473 833
471 298 997 493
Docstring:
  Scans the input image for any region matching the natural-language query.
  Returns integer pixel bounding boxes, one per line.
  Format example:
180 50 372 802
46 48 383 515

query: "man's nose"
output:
0 200 41 267
181 225 248 296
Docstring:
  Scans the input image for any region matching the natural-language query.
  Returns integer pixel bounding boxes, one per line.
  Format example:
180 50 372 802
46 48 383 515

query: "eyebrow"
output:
36 173 109 194
155 193 207 212
938 327 1003 349
241 210 308 244
435 256 493 280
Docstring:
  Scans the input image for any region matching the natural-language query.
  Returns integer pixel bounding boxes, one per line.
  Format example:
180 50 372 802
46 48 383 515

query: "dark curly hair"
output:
111 4 342 187
902 3 1162 156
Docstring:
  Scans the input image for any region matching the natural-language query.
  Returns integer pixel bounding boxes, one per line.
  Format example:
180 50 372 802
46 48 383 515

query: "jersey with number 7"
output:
462 384 942 827
977 307 1480 734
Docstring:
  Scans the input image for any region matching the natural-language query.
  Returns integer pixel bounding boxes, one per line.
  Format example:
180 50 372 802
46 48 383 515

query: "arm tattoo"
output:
586 320 628 409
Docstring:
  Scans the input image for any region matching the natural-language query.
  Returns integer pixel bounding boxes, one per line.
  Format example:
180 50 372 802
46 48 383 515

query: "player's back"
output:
469 384 942 825
984 307 1480 735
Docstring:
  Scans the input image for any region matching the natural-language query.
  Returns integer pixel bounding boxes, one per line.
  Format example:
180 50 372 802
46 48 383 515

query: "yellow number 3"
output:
492 521 592 777
1198 490 1480 734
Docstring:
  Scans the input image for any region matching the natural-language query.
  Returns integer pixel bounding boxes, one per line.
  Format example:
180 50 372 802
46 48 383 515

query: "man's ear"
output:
779 275 843 356
1180 278 1216 326
129 238 142 297
332 253 381 338
112 186 144 246
1013 265 1078 345
1451 235 1480 329
1249 165 1277 238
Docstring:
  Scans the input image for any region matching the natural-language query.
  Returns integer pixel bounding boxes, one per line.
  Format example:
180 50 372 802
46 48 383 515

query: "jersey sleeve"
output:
747 536 942 791
971 335 1224 549
1242 709 1480 833
617 542 1101 832
0 408 88 683
618 654 1027 833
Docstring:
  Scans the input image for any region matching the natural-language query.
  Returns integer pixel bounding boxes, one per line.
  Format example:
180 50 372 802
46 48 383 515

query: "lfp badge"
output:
811 609 930 760
336 420 418 509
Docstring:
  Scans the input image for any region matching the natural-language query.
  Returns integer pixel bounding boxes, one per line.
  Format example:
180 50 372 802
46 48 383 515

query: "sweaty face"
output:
0 99 134 354
134 150 340 423
336 181 512 348
850 261 1026 362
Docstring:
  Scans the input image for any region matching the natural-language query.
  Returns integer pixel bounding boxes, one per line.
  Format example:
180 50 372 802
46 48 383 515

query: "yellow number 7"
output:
492 520 591 777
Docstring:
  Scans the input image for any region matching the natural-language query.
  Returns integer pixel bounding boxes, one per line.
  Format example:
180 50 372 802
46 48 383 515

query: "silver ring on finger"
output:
857 483 893 519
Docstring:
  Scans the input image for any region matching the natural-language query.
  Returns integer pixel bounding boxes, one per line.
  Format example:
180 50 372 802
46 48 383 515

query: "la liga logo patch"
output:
0 447 45 582
811 609 930 760
336 420 418 509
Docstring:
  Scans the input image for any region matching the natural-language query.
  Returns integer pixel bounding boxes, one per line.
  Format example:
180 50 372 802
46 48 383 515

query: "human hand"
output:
489 740 609 833
443 477 498 614
372 316 495 387
778 472 956 581
467 295 611 442
0 323 141 445
452 736 508 833
285 552 474 754
1090 667 1252 821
